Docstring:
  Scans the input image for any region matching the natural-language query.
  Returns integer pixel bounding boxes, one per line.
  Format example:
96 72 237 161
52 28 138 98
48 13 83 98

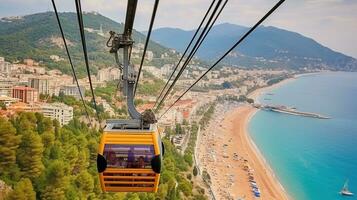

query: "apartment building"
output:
12 86 39 103
40 103 73 126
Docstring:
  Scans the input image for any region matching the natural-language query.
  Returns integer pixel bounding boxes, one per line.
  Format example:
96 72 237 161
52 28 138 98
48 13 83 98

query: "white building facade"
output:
59 85 85 100
40 103 73 126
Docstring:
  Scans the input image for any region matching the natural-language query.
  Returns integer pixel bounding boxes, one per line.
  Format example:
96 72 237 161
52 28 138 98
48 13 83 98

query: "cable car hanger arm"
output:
107 0 156 126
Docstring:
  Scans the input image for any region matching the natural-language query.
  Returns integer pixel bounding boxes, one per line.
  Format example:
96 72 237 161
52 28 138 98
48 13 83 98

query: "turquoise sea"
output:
249 72 357 200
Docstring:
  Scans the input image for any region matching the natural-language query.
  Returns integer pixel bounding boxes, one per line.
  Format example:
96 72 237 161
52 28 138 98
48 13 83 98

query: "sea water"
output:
249 72 357 200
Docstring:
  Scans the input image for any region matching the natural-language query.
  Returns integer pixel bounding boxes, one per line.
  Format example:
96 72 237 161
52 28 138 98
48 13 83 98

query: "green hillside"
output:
0 112 208 200
0 12 178 77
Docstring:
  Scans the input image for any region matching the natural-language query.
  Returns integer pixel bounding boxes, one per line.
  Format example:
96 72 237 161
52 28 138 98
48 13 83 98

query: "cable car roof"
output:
104 119 157 133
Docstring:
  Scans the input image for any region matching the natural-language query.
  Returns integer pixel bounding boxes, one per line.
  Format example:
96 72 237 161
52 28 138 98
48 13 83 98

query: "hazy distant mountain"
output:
0 12 172 76
150 23 357 71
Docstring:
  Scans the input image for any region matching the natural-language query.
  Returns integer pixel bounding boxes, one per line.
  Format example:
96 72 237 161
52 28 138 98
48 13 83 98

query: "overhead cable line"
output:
160 0 228 103
155 0 224 111
159 0 286 119
51 0 91 122
177 0 228 75
74 0 100 121
153 0 216 109
134 0 160 97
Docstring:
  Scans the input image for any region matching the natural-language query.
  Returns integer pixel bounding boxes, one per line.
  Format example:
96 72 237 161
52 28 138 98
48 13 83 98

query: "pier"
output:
254 104 330 119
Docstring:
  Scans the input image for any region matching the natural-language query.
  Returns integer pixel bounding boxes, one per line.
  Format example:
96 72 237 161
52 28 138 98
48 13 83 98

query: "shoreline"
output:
248 76 296 103
244 107 291 199
248 71 328 102
196 104 290 199
197 76 299 199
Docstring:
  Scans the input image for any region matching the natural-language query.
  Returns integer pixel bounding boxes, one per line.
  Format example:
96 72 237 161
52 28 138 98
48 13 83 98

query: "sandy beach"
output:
195 75 318 199
197 104 290 200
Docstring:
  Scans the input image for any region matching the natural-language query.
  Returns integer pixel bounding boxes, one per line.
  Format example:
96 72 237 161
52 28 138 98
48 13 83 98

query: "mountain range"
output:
150 23 357 71
1 12 356 74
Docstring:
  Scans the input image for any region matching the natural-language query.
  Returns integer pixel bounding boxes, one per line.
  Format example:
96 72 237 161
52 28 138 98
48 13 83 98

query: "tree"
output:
238 95 247 102
186 173 192 180
53 119 60 138
155 184 168 200
49 142 62 160
72 149 89 174
41 186 66 200
75 171 94 197
193 194 207 200
16 112 37 133
17 131 44 179
35 113 53 134
65 146 79 169
45 160 67 186
0 102 6 110
0 117 21 172
184 153 193 166
87 138 98 165
6 178 36 200
193 166 198 176
41 131 55 150
125 193 141 200
177 178 193 196
247 98 254 104
175 123 182 135
222 81 232 89
39 160 69 200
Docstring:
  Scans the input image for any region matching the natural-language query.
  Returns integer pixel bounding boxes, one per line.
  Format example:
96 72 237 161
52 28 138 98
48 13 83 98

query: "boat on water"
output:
340 180 354 196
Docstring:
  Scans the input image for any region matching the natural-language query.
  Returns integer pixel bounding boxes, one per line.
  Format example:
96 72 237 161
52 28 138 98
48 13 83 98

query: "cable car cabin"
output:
97 121 163 193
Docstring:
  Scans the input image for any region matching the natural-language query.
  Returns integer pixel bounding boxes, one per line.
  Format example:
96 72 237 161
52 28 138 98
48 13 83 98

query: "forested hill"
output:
0 112 207 199
0 12 176 77
150 23 357 71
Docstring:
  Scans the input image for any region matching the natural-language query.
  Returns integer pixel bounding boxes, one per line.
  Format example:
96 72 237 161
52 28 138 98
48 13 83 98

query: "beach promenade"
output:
196 103 290 200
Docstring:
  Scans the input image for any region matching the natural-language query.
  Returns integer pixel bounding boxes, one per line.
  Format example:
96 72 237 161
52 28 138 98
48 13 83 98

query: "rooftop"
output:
13 86 36 91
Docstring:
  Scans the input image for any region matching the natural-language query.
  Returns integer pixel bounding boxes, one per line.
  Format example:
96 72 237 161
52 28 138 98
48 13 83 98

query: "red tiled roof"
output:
13 86 36 91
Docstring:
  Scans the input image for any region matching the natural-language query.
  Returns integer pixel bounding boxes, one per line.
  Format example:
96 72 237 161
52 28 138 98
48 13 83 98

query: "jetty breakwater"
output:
254 104 330 119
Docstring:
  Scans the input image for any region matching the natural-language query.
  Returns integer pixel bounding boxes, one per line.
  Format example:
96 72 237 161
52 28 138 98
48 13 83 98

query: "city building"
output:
12 86 39 103
145 51 154 61
97 67 121 82
143 66 161 79
59 85 86 100
29 77 58 95
28 77 54 95
49 55 64 62
0 95 19 107
26 66 45 75
23 58 34 66
0 57 11 77
40 103 73 126
0 78 16 97
161 64 173 78
47 69 62 76
12 63 46 75
84 24 104 37
7 102 40 113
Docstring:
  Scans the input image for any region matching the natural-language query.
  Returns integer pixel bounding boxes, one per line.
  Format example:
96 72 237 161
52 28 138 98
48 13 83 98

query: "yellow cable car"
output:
97 0 165 193
97 121 164 192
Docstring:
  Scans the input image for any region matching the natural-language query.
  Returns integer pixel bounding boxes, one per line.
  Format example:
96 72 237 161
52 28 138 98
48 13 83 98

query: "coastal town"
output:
0 53 294 127
0 50 301 199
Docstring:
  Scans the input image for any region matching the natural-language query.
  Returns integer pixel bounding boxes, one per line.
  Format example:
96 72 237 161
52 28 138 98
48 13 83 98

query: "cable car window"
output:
103 144 155 169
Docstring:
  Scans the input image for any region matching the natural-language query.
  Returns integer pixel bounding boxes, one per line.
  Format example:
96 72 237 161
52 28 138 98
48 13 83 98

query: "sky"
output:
0 0 356 58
